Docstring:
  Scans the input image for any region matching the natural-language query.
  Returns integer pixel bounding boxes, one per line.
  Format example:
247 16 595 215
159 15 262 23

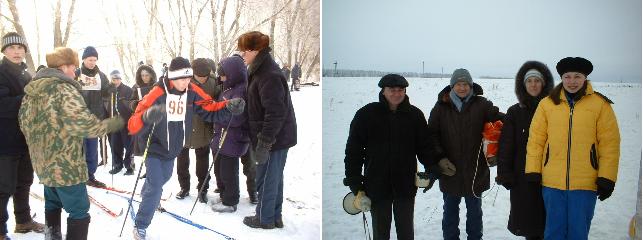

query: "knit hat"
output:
378 74 408 88
450 68 473 87
168 57 193 80
523 69 544 84
1 32 27 52
82 46 98 59
191 58 211 77
46 47 79 68
556 57 593 76
110 70 122 79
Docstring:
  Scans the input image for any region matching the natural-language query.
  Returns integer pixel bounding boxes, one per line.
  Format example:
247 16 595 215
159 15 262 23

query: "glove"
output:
438 158 456 176
416 172 436 193
108 86 117 94
143 104 165 124
495 175 513 190
596 177 615 201
343 176 365 195
226 98 245 115
251 135 273 165
104 116 125 133
349 184 364 195
353 191 371 212
486 156 498 167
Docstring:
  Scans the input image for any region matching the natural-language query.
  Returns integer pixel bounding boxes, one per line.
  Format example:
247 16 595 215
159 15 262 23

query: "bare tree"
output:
181 0 210 61
2 0 36 73
53 0 76 47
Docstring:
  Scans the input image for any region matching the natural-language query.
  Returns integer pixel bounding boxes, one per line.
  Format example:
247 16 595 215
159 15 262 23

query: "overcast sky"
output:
323 0 642 82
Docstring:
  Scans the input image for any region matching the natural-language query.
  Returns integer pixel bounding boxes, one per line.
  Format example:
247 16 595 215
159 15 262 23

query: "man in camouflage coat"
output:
18 47 124 240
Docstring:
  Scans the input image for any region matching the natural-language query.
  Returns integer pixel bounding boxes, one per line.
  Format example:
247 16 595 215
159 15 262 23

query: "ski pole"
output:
119 123 156 237
190 116 233 215
111 92 115 187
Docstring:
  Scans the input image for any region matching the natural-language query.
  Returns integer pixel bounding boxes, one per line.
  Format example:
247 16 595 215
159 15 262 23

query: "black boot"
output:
65 216 90 240
176 189 189 199
249 192 258 204
45 209 62 240
198 191 208 203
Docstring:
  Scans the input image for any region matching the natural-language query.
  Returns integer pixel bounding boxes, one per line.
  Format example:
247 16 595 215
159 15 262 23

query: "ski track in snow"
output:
323 77 641 240
6 86 321 240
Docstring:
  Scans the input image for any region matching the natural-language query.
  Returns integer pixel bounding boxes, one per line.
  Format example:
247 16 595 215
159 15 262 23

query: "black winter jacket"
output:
497 61 553 237
246 49 297 150
427 83 503 197
0 57 30 155
75 64 109 120
344 93 434 200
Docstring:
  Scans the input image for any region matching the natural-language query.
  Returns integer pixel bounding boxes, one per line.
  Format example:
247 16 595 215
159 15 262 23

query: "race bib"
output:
166 92 187 122
79 73 102 91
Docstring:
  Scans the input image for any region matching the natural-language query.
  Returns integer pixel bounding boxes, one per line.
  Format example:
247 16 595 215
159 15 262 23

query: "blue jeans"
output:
442 193 483 240
135 156 174 229
255 148 288 224
542 187 596 240
44 183 90 220
84 138 98 180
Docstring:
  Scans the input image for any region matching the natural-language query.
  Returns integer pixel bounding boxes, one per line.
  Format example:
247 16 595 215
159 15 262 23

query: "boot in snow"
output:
65 216 90 240
15 219 45 233
44 209 62 240
133 227 146 240
211 202 237 213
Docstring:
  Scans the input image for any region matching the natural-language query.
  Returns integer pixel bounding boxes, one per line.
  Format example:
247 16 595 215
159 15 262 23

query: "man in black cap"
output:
343 74 439 240
0 32 45 240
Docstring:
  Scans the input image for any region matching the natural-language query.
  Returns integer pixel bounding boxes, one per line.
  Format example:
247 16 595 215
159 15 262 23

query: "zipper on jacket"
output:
566 104 575 190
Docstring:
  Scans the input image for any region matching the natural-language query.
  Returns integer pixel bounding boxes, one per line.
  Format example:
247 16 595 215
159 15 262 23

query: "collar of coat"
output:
378 91 412 112
437 82 484 104
548 80 614 105
248 48 272 76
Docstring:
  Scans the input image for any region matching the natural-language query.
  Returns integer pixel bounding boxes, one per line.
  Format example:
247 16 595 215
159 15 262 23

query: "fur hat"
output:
1 32 27 52
46 47 79 68
168 57 193 80
556 57 593 76
191 58 211 77
378 74 408 88
82 46 98 59
110 70 122 79
450 68 473 87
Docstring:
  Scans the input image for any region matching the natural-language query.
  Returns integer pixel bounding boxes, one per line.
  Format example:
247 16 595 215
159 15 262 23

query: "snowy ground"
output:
5 85 321 240
322 77 641 240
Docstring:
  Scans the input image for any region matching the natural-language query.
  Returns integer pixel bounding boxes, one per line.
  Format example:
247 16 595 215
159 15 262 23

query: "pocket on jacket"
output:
590 144 598 170
544 144 550 167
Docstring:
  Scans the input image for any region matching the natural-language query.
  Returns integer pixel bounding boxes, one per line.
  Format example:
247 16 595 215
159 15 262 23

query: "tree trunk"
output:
6 0 35 73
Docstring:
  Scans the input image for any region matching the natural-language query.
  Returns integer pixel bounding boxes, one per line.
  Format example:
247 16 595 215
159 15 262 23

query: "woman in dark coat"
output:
128 65 157 157
496 61 554 239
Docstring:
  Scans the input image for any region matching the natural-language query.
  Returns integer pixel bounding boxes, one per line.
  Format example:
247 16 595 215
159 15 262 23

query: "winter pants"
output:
217 154 240 206
135 156 174 229
542 187 596 240
241 152 256 194
0 153 34 235
44 183 90 220
109 128 133 170
255 148 288 224
83 138 99 180
370 196 415 240
442 193 483 240
177 146 210 191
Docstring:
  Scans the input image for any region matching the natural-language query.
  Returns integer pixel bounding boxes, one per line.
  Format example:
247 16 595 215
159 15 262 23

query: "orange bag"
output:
482 120 503 166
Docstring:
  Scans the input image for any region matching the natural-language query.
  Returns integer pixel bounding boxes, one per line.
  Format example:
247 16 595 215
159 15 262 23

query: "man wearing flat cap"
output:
343 74 438 239
525 57 620 239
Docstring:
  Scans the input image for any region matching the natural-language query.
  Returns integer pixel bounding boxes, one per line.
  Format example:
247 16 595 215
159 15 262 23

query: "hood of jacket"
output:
135 64 157 87
514 61 555 106
25 68 81 98
220 55 248 89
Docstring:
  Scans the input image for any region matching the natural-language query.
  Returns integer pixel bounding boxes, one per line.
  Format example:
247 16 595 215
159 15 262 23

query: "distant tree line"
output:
322 69 451 78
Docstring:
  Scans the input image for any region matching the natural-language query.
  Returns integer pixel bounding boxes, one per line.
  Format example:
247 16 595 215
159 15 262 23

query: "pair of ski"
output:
91 184 173 201
29 192 123 218
107 191 235 240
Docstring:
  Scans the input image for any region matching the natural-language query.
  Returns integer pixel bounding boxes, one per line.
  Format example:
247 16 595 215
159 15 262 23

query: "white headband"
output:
168 68 193 80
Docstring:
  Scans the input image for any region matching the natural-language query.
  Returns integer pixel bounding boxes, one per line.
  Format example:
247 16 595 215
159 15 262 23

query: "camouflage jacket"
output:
19 68 116 187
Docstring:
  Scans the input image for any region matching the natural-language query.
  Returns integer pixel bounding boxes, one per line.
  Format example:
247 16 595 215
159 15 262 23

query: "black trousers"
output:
108 128 133 170
176 146 210 191
216 154 240 205
240 152 256 194
0 153 34 234
370 196 415 240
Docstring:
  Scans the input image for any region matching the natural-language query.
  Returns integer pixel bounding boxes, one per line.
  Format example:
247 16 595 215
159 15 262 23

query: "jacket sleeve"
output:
256 72 288 143
596 101 620 182
414 109 435 169
0 72 22 117
427 102 446 160
484 99 504 122
344 108 367 185
216 87 247 128
128 86 164 135
525 102 548 175
497 107 516 180
57 84 113 137
191 83 231 124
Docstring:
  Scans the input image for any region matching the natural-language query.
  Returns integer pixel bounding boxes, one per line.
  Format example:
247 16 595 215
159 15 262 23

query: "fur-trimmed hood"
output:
135 64 157 88
515 61 554 106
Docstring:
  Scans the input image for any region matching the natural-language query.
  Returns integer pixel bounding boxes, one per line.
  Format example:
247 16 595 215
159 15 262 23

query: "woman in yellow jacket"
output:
525 57 620 240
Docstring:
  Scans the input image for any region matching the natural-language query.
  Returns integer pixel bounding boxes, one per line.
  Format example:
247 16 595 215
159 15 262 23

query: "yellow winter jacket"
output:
525 81 620 191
